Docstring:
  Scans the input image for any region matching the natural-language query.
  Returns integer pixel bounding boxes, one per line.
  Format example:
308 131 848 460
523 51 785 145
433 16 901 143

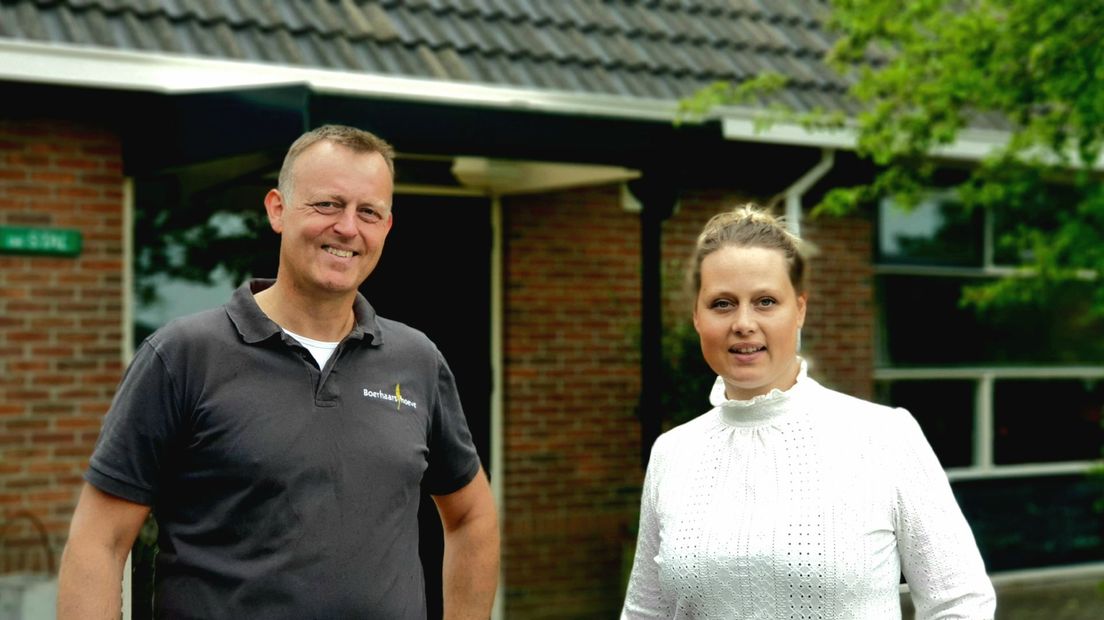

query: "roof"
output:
0 0 857 116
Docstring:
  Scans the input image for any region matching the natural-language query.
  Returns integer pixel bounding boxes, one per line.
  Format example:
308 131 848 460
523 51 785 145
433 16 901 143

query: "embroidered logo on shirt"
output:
363 384 418 410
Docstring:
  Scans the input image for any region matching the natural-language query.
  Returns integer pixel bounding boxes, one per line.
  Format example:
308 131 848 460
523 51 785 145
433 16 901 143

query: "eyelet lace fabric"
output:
622 360 995 619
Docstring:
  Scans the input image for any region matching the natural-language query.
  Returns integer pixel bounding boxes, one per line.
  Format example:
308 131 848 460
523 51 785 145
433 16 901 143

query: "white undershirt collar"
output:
283 328 339 368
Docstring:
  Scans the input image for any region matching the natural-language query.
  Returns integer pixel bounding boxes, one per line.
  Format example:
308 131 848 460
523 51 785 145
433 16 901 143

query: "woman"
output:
621 204 995 619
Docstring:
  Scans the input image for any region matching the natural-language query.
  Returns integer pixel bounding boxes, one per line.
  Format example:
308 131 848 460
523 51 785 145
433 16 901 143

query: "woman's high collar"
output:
710 358 813 427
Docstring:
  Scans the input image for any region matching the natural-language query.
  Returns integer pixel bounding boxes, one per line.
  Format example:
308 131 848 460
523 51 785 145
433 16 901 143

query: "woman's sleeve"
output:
893 409 997 619
621 435 672 619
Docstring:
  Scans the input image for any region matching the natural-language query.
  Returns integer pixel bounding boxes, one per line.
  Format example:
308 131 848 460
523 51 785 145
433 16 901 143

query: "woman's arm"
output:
893 410 996 619
621 439 671 619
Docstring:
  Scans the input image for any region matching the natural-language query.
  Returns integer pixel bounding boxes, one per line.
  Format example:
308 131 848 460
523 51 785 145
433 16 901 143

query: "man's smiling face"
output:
264 140 394 299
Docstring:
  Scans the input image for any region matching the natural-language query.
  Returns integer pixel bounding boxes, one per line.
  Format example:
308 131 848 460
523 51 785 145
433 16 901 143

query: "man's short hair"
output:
277 124 396 197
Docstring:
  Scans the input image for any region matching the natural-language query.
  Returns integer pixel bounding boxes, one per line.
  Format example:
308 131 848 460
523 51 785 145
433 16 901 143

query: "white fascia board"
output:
721 115 857 150
0 39 680 122
17 40 1098 169
722 113 1010 162
723 108 1104 169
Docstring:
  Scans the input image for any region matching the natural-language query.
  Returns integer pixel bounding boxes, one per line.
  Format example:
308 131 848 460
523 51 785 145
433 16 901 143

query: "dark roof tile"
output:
415 43 453 80
435 46 475 80
606 3 654 35
352 39 408 75
447 22 487 52
525 23 569 61
0 0 853 114
560 0 615 30
281 0 331 34
361 3 400 41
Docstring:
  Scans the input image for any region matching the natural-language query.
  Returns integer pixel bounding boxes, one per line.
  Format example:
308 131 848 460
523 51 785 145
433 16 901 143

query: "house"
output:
0 1 1101 618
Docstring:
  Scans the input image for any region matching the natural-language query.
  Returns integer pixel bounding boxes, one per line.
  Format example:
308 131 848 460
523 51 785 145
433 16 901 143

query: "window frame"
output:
874 195 1104 482
875 366 1104 481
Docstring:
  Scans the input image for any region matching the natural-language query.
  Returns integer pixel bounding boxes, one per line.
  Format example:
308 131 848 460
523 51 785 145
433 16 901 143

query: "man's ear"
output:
263 189 286 234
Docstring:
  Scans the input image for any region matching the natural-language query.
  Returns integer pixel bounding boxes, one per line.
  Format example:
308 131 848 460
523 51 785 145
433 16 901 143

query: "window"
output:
877 275 1104 366
993 379 1104 465
873 195 1104 572
875 379 974 468
133 206 273 344
876 195 984 267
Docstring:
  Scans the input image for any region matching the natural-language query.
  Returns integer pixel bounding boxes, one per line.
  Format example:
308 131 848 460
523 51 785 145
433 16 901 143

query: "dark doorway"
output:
359 193 493 620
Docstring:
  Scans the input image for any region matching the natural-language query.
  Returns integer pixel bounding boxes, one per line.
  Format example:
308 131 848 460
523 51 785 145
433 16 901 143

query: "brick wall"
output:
0 119 125 573
801 211 875 400
501 188 876 617
502 186 643 619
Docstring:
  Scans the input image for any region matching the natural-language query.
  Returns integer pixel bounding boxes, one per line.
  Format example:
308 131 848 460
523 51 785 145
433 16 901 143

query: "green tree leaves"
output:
687 0 1104 315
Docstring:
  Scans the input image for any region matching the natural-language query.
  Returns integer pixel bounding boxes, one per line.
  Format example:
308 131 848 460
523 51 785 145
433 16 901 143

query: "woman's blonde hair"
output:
688 203 810 298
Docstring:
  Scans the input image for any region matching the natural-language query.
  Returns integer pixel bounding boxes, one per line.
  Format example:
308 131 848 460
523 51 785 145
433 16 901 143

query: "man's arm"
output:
433 466 500 620
57 482 152 620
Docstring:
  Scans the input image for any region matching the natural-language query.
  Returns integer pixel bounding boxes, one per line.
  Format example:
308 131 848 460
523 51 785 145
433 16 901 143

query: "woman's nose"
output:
731 306 755 333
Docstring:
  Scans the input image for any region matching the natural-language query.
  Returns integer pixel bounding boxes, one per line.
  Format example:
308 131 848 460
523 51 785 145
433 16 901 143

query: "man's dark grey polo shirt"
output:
87 279 481 620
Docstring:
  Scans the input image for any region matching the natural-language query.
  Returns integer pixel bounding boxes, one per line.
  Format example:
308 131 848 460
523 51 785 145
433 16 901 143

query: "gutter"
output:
723 115 1014 165
723 114 1013 165
722 110 1104 170
781 148 836 237
0 39 1054 168
0 39 681 122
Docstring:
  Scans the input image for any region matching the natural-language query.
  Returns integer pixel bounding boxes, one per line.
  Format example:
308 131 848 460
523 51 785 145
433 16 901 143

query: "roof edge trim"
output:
723 114 1018 162
724 107 1104 169
11 40 1087 168
0 39 681 122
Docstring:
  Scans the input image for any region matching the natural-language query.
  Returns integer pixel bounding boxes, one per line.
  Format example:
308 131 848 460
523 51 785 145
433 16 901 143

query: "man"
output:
57 124 500 619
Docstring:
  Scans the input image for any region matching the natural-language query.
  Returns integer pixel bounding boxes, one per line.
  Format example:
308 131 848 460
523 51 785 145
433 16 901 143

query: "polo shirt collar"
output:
226 279 383 345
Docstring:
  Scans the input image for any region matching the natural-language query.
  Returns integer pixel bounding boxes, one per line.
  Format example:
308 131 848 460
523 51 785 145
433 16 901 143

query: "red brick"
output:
0 119 123 573
502 189 645 616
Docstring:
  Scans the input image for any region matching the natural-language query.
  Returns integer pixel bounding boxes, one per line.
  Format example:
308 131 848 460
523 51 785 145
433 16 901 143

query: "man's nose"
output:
332 207 359 236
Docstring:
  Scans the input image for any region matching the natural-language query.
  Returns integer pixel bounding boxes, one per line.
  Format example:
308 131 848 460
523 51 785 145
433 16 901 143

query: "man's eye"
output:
711 299 733 310
311 202 340 212
758 298 777 307
358 208 383 223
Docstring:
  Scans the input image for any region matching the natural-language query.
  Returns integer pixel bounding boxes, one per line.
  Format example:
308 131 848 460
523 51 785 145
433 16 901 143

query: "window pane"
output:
877 275 1104 365
990 186 1072 266
875 380 974 467
877 196 983 267
953 475 1104 571
134 201 275 344
994 379 1104 464
134 269 240 343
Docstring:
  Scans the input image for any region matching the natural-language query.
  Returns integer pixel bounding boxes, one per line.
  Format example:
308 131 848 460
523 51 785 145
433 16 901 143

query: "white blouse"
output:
622 361 996 619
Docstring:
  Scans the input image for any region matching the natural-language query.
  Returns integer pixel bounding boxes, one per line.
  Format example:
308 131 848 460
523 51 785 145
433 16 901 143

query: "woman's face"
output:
693 245 807 400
